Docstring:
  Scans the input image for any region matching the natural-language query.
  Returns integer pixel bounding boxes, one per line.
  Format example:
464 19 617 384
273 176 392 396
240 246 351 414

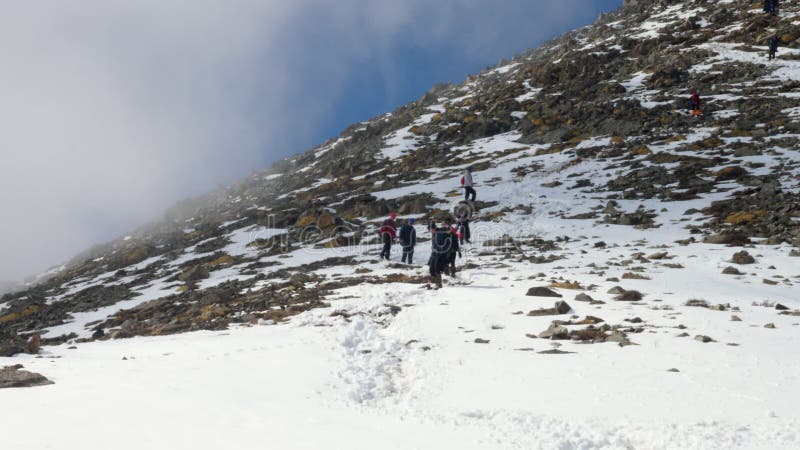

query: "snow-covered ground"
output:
4 180 800 449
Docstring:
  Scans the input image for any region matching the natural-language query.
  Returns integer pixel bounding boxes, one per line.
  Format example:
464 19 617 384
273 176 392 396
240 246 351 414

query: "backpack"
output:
460 176 465 186
399 225 412 243
432 229 450 253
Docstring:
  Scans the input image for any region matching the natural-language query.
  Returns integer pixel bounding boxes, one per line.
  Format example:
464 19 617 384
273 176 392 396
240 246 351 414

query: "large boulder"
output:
0 365 53 389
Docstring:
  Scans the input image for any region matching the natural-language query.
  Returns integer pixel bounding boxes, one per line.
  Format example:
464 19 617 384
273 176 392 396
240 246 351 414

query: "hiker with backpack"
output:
461 167 476 202
444 217 461 277
428 221 451 289
398 219 417 264
457 210 471 245
689 90 702 116
768 35 780 60
379 219 396 260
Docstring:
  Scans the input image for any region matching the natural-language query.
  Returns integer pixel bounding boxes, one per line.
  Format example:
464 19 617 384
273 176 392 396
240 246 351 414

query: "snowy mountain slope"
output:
3 0 800 448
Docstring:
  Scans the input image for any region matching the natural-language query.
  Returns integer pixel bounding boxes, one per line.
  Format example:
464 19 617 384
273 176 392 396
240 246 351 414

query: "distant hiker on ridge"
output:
689 90 702 116
399 218 417 264
768 35 780 61
379 219 396 260
765 0 778 16
461 166 476 203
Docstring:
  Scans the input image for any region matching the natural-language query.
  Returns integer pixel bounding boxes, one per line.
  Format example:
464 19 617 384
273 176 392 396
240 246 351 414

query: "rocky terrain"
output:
2 1 800 448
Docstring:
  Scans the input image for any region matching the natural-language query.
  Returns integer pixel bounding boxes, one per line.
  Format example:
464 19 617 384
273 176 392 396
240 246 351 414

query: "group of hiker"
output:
379 213 419 264
377 167 475 289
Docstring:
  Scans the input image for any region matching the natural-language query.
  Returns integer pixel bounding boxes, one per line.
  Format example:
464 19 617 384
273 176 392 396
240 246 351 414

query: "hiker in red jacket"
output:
379 219 396 260
689 90 702 116
444 217 461 277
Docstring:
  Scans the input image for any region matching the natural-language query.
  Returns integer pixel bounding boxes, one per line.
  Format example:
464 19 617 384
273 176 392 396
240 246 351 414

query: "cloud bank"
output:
0 0 618 281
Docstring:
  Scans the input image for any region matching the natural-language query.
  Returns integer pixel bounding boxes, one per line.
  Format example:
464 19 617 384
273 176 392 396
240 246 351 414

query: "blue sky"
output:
0 1 622 281
302 0 623 155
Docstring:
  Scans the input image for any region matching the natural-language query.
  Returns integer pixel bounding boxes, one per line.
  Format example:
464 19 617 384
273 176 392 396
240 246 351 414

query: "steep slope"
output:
2 1 800 447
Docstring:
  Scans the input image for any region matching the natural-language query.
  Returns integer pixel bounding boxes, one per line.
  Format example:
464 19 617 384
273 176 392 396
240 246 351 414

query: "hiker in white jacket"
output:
462 166 476 202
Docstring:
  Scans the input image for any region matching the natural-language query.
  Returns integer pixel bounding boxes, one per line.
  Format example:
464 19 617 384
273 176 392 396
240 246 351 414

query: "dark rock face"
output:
0 365 53 389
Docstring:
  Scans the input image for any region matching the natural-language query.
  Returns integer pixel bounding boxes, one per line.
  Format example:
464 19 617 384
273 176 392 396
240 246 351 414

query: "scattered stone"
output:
570 316 603 326
721 265 744 276
732 251 755 265
677 332 690 338
685 299 709 308
474 338 491 344
575 293 594 302
648 252 669 260
764 323 776 329
622 272 651 280
555 301 572 315
715 165 748 181
538 349 574 355
606 277 620 283
0 365 53 389
605 330 634 347
694 335 714 343
538 323 570 340
667 368 680 373
615 290 643 302
607 286 625 295
624 317 643 324
703 233 750 246
775 304 790 311
763 279 779 286
731 315 742 322
526 287 562 298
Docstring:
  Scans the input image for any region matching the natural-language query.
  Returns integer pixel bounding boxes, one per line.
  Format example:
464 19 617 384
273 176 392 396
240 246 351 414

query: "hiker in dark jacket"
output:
428 222 451 289
768 35 780 60
462 167 476 202
457 210 471 245
767 0 778 16
399 219 417 264
379 219 396 260
444 218 461 277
